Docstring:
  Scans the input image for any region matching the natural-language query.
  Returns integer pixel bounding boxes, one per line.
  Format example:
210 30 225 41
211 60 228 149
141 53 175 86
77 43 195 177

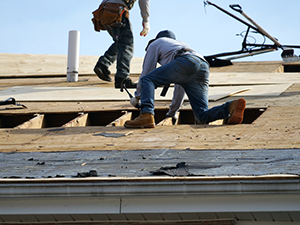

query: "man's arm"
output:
138 0 150 36
134 44 159 99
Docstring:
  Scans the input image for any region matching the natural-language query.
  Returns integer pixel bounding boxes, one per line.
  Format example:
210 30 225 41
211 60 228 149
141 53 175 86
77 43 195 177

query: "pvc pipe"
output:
67 30 80 82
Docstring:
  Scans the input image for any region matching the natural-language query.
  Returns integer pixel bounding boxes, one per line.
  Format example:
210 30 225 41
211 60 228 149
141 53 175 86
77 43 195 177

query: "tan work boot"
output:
227 98 246 124
124 113 155 128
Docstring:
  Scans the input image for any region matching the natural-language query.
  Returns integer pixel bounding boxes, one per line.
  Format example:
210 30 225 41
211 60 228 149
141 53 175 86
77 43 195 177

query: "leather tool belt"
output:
92 3 129 32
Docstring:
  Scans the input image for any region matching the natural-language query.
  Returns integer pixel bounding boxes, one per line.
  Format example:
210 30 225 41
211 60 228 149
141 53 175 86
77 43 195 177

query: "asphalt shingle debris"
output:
151 162 192 176
74 170 98 178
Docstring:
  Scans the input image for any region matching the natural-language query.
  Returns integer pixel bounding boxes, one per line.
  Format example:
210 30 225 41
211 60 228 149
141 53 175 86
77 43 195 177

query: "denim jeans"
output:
140 54 232 124
96 14 134 79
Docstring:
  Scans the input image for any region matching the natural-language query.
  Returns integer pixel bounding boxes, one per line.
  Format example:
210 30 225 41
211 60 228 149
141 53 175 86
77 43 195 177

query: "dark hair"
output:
145 30 176 51
155 30 176 40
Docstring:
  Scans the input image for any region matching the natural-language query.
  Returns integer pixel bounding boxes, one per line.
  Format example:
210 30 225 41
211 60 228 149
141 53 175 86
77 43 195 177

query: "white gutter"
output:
0 175 299 215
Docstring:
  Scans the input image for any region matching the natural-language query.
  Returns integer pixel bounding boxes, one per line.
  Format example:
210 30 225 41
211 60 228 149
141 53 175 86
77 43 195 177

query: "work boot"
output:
94 63 111 82
227 98 246 124
115 77 137 89
124 113 155 128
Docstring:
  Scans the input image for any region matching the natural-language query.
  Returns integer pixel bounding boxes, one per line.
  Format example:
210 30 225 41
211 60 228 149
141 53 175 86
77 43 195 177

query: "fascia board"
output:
0 177 299 198
0 177 299 215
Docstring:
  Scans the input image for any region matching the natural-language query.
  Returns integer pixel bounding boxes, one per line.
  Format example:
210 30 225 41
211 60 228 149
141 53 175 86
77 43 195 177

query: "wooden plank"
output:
15 114 44 129
1 54 286 77
157 112 180 126
157 117 173 126
0 84 291 102
210 61 284 73
62 113 88 127
0 53 143 77
157 112 179 126
210 87 251 101
0 106 299 152
209 119 223 125
209 72 300 85
106 112 132 127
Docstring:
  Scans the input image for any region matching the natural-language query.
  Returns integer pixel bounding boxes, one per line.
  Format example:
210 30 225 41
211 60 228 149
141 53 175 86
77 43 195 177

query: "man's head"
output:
145 30 176 51
155 30 176 40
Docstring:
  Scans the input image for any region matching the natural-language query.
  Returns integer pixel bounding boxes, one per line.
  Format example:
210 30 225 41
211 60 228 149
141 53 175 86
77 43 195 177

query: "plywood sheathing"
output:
210 61 284 73
0 53 300 153
0 84 291 102
0 53 284 77
0 53 143 77
0 105 299 152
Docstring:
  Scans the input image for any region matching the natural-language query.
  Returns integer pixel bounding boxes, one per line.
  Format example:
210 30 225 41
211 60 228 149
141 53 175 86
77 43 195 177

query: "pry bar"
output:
0 97 27 109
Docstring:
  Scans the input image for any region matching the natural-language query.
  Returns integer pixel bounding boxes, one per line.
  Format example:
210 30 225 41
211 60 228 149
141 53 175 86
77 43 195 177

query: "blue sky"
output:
1 0 300 62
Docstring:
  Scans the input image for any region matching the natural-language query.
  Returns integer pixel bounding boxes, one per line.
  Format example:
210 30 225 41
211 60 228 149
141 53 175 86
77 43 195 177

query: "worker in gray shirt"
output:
93 0 150 88
125 30 246 128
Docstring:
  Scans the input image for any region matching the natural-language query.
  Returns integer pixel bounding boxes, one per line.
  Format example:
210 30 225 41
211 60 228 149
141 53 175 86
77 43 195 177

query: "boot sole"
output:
124 123 155 128
227 98 246 124
94 68 111 82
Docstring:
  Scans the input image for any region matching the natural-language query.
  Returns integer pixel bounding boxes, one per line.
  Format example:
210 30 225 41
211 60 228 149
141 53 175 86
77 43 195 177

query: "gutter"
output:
0 175 299 215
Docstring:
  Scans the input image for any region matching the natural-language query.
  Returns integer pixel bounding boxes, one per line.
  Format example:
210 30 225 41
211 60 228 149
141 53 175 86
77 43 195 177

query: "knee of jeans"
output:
141 75 151 83
195 117 208 125
195 111 210 124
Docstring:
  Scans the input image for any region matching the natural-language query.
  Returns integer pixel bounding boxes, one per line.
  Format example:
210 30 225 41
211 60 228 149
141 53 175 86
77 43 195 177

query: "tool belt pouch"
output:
102 3 125 25
92 3 106 32
92 3 129 32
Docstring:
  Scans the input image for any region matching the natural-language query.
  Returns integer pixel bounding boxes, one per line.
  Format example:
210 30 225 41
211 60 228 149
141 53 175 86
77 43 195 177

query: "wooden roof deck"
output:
0 53 300 224
0 53 299 174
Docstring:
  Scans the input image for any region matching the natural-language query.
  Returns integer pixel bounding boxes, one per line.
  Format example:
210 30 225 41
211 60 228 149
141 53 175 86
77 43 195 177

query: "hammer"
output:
120 81 133 98
120 81 141 109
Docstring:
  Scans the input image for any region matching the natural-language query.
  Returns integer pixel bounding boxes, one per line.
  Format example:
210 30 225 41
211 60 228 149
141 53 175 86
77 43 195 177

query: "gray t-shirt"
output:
135 37 205 97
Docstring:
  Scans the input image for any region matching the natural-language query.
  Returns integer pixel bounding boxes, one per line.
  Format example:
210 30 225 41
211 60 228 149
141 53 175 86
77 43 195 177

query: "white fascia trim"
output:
0 177 299 215
0 194 300 215
0 176 299 198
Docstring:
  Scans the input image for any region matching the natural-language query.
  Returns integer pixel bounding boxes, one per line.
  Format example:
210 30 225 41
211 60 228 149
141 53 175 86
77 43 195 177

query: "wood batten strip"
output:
157 112 180 126
62 113 89 127
106 111 132 127
15 114 45 129
209 119 224 126
157 117 173 126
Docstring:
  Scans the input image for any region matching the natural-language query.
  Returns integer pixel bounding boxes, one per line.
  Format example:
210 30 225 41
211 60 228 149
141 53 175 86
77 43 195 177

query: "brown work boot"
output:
124 113 155 128
227 98 246 124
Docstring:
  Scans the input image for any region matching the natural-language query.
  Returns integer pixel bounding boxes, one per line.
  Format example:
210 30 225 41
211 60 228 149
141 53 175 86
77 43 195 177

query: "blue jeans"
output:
140 54 231 124
96 14 134 79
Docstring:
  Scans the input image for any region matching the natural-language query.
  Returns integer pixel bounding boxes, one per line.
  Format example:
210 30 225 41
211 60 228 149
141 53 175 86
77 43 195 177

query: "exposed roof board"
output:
0 84 291 102
1 53 300 224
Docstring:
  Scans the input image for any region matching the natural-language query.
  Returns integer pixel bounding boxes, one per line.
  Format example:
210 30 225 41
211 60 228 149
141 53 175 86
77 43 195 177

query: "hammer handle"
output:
160 84 170 97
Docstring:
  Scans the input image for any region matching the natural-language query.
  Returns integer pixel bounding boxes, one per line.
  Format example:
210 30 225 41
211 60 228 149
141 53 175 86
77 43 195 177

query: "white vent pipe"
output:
67 30 80 82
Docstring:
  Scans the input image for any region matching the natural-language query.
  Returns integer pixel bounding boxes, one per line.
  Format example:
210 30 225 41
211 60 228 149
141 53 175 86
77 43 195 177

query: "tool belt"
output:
92 3 129 32
122 0 137 10
174 48 193 59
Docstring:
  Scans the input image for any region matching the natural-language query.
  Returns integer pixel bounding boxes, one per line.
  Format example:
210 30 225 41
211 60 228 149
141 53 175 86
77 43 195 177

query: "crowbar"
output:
0 97 27 109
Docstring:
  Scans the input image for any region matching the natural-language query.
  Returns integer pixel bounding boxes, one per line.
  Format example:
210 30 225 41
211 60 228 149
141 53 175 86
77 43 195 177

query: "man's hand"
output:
130 97 141 109
140 22 150 36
